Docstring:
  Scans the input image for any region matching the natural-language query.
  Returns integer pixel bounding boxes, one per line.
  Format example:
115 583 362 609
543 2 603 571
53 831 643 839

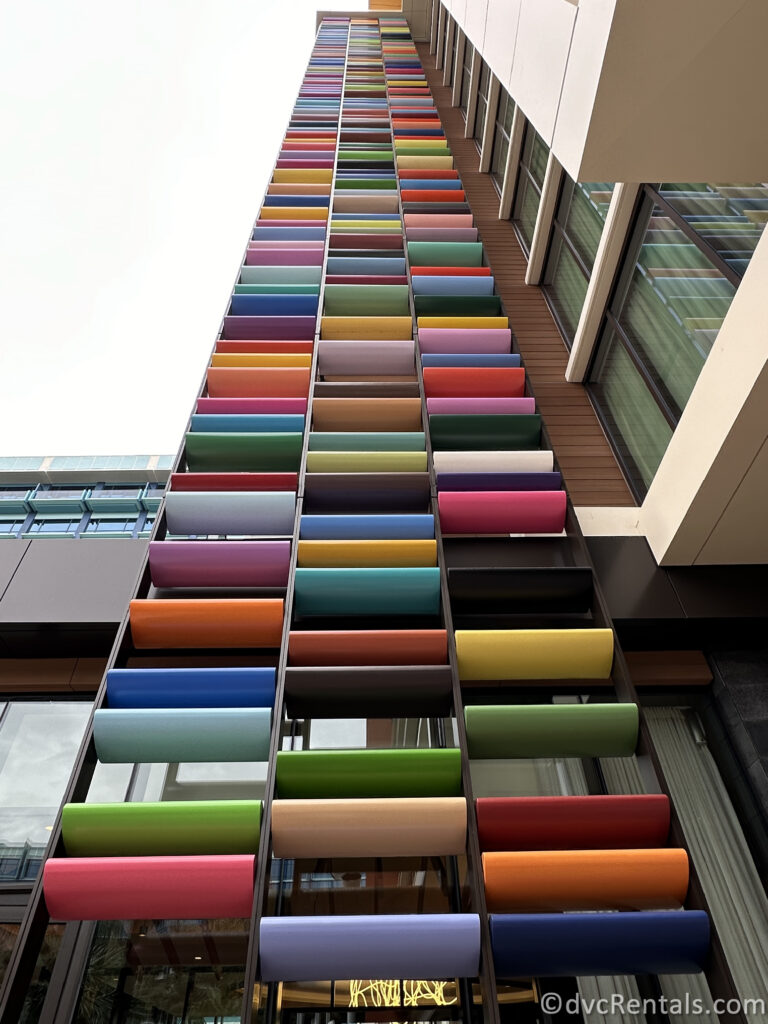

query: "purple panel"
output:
149 540 291 588
245 250 324 266
221 316 317 339
426 398 535 415
248 240 326 250
197 398 308 414
259 914 480 981
436 472 563 492
406 228 479 242
418 328 512 353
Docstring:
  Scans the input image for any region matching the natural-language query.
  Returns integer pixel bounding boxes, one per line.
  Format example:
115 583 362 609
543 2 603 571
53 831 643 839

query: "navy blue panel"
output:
421 354 521 368
437 472 563 492
300 514 435 539
490 912 710 977
399 180 462 190
229 294 318 316
262 196 330 208
189 414 305 433
106 668 276 709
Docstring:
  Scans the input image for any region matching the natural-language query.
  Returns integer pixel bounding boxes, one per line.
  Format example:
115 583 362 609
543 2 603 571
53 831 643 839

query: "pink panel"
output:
245 250 324 265
418 328 512 354
317 339 415 375
426 398 536 415
406 228 479 242
149 540 291 588
438 491 567 534
196 398 308 414
43 855 255 921
248 240 326 249
404 214 474 228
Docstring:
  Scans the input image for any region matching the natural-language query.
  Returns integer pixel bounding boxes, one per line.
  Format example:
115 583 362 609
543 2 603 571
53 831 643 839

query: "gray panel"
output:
0 541 30 602
0 540 147 623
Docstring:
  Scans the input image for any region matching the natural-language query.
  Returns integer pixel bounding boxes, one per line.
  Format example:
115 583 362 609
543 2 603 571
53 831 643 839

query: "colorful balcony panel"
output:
464 704 638 759
129 598 284 648
105 667 275 709
275 748 462 798
455 627 614 680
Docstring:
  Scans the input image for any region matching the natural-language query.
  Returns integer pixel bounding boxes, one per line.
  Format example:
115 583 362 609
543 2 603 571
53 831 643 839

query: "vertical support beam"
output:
478 75 500 173
498 105 526 219
524 151 563 285
429 0 439 54
464 46 481 138
451 28 465 105
435 3 445 69
442 16 455 87
566 183 641 381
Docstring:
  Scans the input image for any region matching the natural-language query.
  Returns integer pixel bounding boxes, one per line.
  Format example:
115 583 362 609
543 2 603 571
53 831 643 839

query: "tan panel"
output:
272 797 467 857
312 397 423 431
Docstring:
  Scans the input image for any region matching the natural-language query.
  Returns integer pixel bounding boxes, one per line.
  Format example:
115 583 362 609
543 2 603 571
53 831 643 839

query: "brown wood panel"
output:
417 45 635 507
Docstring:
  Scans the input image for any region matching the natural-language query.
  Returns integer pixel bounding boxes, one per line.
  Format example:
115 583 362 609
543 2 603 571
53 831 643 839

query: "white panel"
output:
165 491 296 537
508 0 577 144
463 0 489 52
432 451 554 473
481 0 521 92
698 440 768 564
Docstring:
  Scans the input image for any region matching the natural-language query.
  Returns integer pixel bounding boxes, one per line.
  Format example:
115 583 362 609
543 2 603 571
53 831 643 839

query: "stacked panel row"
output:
41 17 350 923
388 18 709 988
259 17 482 988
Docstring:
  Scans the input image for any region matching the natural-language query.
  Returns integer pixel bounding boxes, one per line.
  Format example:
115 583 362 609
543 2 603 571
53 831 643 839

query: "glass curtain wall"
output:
459 39 474 119
472 60 491 150
542 178 614 344
587 182 764 497
512 124 550 254
489 88 515 195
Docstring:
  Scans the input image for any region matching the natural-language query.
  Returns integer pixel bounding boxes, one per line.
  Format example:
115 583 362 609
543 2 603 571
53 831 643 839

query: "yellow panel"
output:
417 316 509 330
210 353 313 368
396 155 454 169
297 540 438 568
395 140 451 149
305 451 428 472
320 316 413 341
455 629 615 681
272 168 333 184
259 206 328 221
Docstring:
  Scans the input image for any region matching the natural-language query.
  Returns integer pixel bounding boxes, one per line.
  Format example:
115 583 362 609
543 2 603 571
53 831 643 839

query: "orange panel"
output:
288 629 448 665
207 367 311 398
422 367 525 398
482 849 689 912
312 398 423 431
130 599 284 649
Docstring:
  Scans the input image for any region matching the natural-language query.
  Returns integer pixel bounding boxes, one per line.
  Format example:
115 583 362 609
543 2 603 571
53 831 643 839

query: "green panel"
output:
61 800 262 856
294 567 441 615
185 432 303 472
407 242 484 267
465 704 638 759
335 178 397 190
324 284 410 316
413 295 502 317
276 749 462 798
305 451 427 472
233 284 321 295
337 151 394 161
308 432 426 451
397 147 452 157
429 414 541 451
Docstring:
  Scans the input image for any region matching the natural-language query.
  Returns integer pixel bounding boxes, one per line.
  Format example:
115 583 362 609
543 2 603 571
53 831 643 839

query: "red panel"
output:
401 190 466 203
476 796 671 851
423 366 525 398
170 473 299 492
411 267 490 276
438 491 567 534
398 170 459 179
288 629 448 666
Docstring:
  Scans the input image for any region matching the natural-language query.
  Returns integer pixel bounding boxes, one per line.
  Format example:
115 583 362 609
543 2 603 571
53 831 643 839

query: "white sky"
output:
0 1 365 457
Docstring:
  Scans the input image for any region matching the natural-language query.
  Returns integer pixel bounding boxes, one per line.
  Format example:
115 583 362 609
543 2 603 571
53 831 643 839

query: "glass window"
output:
489 89 515 193
74 919 250 1024
0 703 92 880
512 125 550 254
459 40 474 116
542 178 614 345
25 518 80 536
0 520 24 536
83 518 137 534
473 62 490 147
588 187 738 497
658 182 768 276
0 922 66 1022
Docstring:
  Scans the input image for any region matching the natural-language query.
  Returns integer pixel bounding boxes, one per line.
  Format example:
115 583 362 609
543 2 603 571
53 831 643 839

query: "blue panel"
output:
412 276 494 296
189 414 305 433
421 354 521 367
436 472 563 492
107 668 276 709
300 514 435 539
229 294 318 316
400 180 460 190
94 708 272 763
326 257 406 275
262 196 330 207
294 568 441 616
490 912 710 977
251 227 327 241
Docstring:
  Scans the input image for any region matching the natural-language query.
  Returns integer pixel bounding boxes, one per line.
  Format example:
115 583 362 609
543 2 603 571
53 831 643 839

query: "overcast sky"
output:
0 1 364 458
